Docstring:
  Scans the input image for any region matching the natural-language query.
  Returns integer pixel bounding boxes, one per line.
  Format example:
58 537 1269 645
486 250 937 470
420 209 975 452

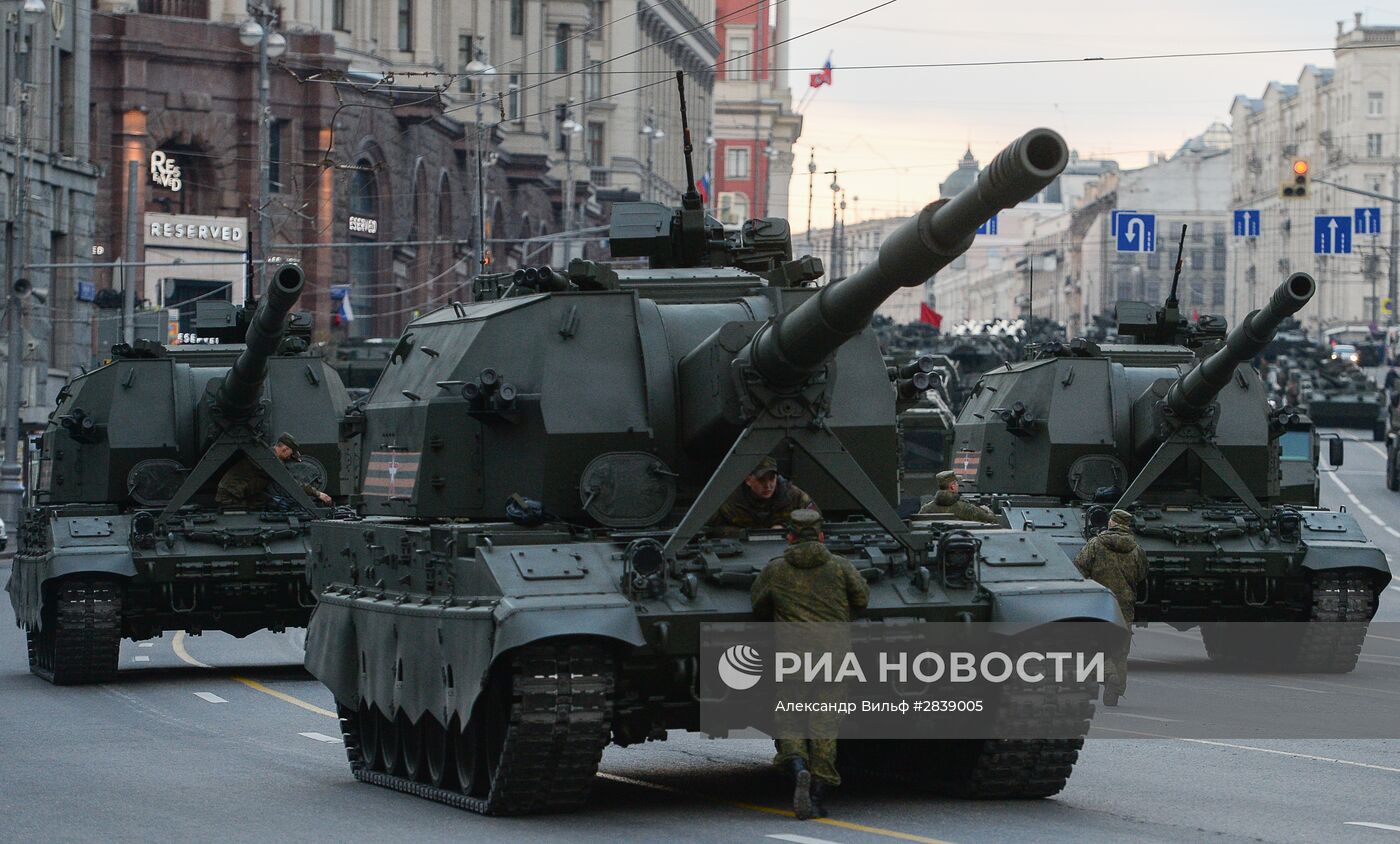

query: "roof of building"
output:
938 148 979 198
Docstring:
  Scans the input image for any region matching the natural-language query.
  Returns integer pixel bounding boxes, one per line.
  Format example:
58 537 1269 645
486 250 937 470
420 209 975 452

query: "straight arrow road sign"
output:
1355 207 1382 235
1314 215 1352 254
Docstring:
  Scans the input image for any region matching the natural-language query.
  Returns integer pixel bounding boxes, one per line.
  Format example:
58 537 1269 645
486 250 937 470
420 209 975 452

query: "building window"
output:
728 33 752 80
1369 91 1384 117
725 146 749 179
510 0 523 35
1213 250 1226 271
1368 133 1383 157
397 0 412 51
1190 250 1204 270
458 35 475 93
1369 173 1385 192
507 73 521 119
348 165 380 339
719 192 749 225
556 24 570 71
584 60 602 100
332 0 346 30
586 121 605 166
58 50 74 156
268 119 286 193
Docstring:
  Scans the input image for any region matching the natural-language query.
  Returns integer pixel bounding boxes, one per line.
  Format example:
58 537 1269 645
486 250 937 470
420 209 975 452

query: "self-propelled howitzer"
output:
953 274 1389 670
8 263 350 685
304 127 1128 816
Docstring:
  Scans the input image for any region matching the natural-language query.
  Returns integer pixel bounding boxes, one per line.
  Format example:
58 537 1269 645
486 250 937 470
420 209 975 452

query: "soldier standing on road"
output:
752 509 869 820
216 433 333 509
918 470 999 524
1073 508 1148 707
710 456 817 536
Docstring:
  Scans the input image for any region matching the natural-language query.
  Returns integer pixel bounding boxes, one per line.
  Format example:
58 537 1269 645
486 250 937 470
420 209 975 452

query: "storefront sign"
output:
150 150 183 192
145 213 248 251
349 215 379 235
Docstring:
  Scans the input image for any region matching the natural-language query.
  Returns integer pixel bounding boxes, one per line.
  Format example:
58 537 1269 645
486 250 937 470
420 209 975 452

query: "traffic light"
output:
1281 159 1309 199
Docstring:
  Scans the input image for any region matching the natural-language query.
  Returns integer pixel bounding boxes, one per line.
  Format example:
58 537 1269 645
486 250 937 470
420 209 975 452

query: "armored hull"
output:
304 127 1126 813
7 265 349 684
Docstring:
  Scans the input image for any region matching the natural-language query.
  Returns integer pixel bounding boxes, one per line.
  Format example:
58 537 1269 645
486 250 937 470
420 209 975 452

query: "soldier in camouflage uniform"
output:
216 433 332 509
1073 508 1148 707
918 470 999 523
710 456 817 537
752 509 869 820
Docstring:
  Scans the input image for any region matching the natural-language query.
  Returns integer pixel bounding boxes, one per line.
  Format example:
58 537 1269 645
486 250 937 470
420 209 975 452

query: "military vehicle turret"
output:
1305 357 1386 440
8 264 351 684
304 117 1124 815
954 271 1390 671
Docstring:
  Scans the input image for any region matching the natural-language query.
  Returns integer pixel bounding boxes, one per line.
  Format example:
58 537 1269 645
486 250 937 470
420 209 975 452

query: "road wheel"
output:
423 715 454 789
399 712 427 782
379 708 402 774
358 703 383 772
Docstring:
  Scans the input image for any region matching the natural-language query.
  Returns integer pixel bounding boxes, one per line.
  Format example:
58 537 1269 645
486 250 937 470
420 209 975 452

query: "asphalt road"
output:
4 434 1400 843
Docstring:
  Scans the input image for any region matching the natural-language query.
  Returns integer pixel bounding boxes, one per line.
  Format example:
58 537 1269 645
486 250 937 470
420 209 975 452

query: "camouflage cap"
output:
787 508 823 540
751 456 779 478
277 432 302 458
1109 508 1134 527
936 470 958 490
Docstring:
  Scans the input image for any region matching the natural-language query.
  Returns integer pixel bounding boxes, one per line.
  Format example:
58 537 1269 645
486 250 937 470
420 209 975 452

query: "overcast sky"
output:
780 1 1400 228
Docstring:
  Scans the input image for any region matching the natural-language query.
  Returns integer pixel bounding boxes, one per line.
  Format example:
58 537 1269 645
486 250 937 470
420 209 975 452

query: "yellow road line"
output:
172 631 337 718
231 676 338 719
598 772 956 844
171 631 212 669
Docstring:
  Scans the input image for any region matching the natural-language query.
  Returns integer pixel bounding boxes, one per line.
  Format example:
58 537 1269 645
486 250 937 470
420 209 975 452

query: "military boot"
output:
1103 689 1120 707
810 781 830 818
788 758 814 820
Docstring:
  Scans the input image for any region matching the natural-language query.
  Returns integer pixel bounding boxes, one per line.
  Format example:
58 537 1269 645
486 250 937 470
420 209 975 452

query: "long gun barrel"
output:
1165 272 1316 418
214 263 306 419
746 128 1069 388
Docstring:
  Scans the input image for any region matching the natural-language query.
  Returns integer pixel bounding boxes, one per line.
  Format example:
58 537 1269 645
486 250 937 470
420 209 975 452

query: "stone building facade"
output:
1 0 99 429
1228 13 1400 331
711 0 800 226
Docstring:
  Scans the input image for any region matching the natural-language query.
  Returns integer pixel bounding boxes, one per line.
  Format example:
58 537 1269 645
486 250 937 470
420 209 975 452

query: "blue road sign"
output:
1109 209 1137 236
1314 215 1353 254
976 215 998 236
1233 209 1260 237
76 281 96 302
1355 207 1382 235
1115 212 1156 253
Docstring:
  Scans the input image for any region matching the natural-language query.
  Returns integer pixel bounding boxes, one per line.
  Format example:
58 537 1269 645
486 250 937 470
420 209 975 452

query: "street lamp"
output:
704 135 717 219
640 110 663 202
560 100 583 256
466 50 495 274
240 3 284 295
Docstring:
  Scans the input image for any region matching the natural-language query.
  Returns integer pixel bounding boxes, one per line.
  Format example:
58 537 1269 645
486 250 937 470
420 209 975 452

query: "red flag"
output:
920 303 942 328
809 57 833 88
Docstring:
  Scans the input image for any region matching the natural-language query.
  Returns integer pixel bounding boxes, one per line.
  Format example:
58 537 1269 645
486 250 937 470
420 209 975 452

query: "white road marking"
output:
1332 474 1355 495
299 732 342 744
767 836 846 844
1371 514 1388 527
1094 726 1400 773
1357 502 1375 515
1391 585 1400 594
132 655 150 663
1098 711 1178 723
193 692 228 704
1366 633 1400 644
138 642 154 648
1386 527 1400 539
1346 822 1400 833
1266 683 1329 695
1139 627 1202 641
1364 441 1389 458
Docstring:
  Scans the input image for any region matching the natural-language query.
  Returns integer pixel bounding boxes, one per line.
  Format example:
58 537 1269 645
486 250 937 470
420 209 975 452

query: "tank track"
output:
1201 571 1376 673
1293 571 1376 673
337 640 614 815
841 681 1095 799
27 577 123 685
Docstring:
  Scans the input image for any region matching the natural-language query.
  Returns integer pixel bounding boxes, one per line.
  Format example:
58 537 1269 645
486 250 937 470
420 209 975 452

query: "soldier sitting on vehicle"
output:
1073 508 1148 707
709 456 817 536
215 433 333 509
752 508 869 820
918 470 999 523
